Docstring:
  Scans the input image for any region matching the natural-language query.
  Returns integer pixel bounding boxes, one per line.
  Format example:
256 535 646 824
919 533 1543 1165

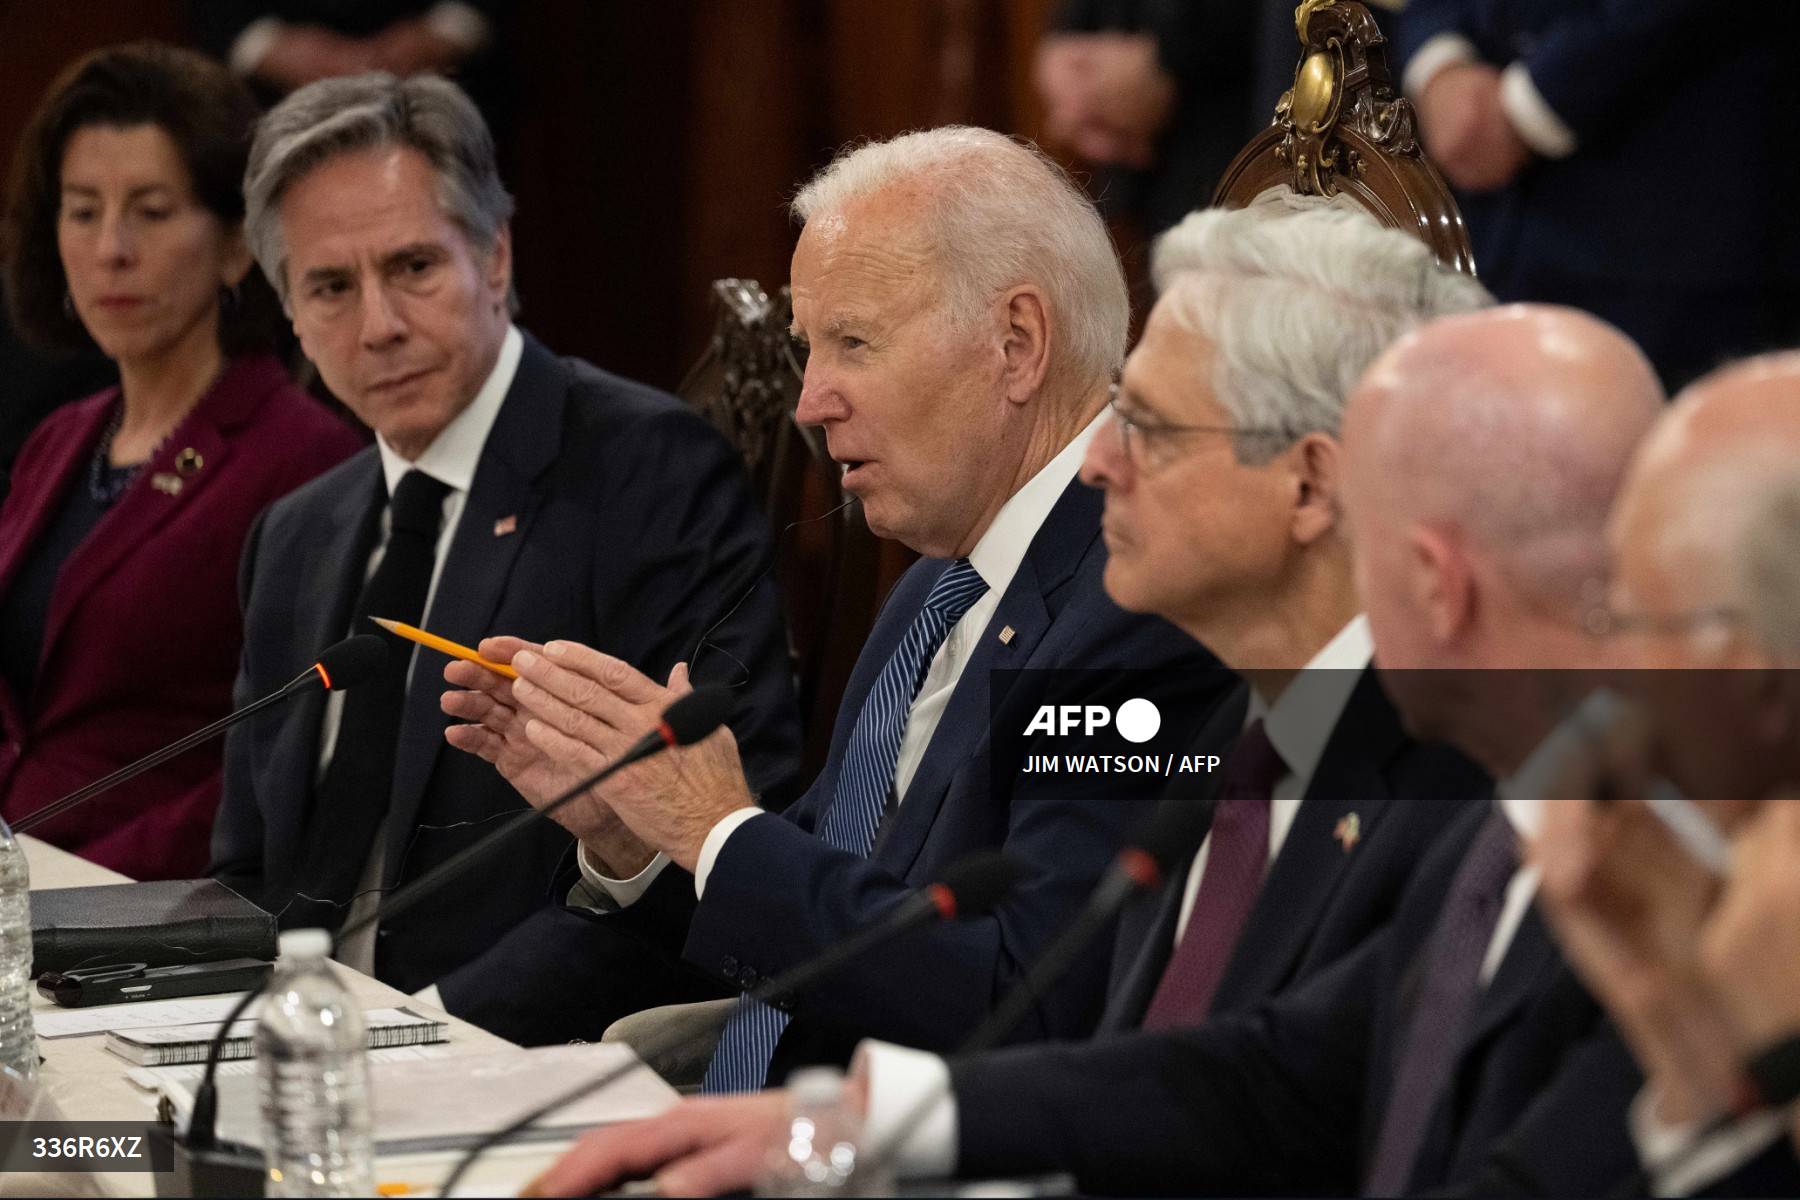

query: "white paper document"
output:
34 993 260 1039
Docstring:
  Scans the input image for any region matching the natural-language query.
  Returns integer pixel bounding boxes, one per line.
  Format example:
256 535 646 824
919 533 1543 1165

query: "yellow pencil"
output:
371 616 519 679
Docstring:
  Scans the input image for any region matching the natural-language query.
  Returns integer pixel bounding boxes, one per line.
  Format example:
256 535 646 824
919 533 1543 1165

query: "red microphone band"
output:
1118 847 1163 891
656 719 677 747
312 662 333 691
927 882 957 921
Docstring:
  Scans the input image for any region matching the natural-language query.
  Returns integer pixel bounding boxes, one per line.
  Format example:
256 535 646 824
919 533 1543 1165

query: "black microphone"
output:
856 793 1215 1183
435 849 1022 1198
16 635 387 836
958 793 1213 1053
182 685 737 1159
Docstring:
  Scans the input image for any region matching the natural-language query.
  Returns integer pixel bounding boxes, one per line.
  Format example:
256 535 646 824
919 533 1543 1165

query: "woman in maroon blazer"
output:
0 44 360 879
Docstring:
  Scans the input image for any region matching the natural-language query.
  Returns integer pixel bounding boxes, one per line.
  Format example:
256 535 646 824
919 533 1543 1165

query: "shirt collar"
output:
1246 614 1374 787
965 408 1105 589
376 324 524 496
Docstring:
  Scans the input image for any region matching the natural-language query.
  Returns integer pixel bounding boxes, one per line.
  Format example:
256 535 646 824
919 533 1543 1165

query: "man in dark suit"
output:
440 126 1233 1080
1397 0 1799 388
520 305 1670 1198
208 73 801 1015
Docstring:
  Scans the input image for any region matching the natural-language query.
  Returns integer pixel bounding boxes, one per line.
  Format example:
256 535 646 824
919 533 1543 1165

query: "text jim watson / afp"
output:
1021 753 1222 776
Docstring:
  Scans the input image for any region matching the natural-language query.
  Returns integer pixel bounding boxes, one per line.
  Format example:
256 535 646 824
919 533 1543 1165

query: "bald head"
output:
1612 352 1800 651
1346 305 1665 606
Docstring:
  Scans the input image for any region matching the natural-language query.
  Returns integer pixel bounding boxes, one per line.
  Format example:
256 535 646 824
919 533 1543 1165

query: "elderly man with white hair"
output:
443 125 1231 1087
524 302 1671 1198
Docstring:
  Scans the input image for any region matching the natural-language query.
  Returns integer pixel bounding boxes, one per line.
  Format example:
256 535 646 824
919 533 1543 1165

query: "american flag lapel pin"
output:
493 514 518 537
1334 812 1362 853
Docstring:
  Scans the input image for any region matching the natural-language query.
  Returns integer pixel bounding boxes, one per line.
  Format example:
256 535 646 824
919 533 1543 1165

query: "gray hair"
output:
244 72 515 309
792 126 1128 392
1152 187 1493 463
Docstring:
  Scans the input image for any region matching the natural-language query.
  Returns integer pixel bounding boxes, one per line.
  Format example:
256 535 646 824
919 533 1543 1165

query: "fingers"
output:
524 1107 717 1197
667 661 692 694
445 657 516 705
443 722 504 765
476 635 541 665
544 640 670 706
652 1134 767 1197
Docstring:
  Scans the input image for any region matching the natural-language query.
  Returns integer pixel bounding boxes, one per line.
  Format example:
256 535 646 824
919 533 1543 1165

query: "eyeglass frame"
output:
1105 383 1291 471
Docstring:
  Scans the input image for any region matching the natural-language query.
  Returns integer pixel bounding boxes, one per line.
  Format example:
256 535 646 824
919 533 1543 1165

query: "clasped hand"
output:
441 637 754 874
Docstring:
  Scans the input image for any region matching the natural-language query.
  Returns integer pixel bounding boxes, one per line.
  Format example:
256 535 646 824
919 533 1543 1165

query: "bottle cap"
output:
277 928 331 961
787 1066 844 1107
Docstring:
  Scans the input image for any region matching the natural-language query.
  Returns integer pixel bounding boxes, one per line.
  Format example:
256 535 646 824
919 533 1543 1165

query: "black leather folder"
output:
29 879 277 977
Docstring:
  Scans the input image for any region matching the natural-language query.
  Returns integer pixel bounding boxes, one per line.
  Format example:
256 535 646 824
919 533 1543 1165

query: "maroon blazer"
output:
0 355 361 879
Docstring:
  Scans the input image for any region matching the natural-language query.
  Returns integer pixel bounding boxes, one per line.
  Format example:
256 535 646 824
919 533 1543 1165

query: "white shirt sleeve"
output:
1402 33 1479 98
227 17 285 75
1499 61 1579 158
852 1040 959 1180
1629 1085 1787 1196
693 807 766 899
574 843 673 909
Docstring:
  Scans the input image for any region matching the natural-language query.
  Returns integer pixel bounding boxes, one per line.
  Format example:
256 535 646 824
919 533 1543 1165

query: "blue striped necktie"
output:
701 558 990 1093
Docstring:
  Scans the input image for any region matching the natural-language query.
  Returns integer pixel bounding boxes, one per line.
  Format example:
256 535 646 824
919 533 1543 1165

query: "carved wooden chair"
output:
1214 0 1476 274
676 279 883 778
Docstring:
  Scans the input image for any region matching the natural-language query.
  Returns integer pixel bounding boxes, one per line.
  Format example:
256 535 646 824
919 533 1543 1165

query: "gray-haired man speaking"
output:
209 73 803 1031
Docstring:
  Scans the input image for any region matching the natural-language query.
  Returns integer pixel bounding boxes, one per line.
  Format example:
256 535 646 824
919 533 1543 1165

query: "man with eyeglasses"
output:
524 302 1673 1198
1531 353 1800 1196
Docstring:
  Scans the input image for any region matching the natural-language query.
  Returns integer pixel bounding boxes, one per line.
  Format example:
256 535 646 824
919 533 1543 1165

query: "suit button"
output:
721 955 739 976
740 968 760 989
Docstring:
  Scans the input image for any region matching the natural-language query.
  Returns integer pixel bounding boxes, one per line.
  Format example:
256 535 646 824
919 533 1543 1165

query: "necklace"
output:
86 404 143 506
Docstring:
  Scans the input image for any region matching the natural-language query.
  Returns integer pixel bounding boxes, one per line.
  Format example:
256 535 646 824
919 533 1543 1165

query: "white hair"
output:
792 126 1128 390
1152 187 1493 463
1739 468 1800 658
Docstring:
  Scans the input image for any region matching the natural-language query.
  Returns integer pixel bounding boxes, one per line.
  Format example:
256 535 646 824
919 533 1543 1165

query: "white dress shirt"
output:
1402 34 1579 160
1170 615 1371 943
859 770 1544 1179
576 410 1108 906
330 324 524 976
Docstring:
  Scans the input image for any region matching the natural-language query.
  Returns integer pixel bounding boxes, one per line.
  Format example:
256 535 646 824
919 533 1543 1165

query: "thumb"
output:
667 661 693 695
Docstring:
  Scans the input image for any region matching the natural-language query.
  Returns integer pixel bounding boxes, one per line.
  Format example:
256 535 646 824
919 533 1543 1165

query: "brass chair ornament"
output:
1214 0 1477 274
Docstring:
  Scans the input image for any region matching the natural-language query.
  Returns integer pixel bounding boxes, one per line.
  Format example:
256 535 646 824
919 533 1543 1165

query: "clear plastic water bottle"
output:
255 929 373 1197
0 821 34 1084
755 1066 890 1197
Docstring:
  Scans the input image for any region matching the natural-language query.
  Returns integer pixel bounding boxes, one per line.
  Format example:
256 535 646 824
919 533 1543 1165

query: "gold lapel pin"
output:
1334 812 1362 853
149 472 183 496
493 514 518 537
173 447 203 476
998 625 1015 645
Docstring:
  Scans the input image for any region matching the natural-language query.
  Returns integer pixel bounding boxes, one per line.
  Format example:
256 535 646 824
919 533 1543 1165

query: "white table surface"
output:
18 835 568 1198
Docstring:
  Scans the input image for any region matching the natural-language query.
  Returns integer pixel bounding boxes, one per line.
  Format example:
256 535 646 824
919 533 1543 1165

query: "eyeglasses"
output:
1106 385 1289 472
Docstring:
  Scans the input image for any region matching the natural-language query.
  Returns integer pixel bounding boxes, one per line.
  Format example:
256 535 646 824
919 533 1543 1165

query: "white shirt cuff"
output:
1499 61 1577 159
852 1040 958 1180
1402 33 1479 99
693 807 765 899
575 842 673 909
1629 1085 1787 1196
425 2 491 52
228 17 285 75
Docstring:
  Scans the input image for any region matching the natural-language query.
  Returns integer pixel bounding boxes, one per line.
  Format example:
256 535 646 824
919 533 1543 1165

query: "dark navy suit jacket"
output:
952 799 1645 1196
211 333 802 996
448 475 1234 1072
1099 669 1488 1035
1398 0 1799 383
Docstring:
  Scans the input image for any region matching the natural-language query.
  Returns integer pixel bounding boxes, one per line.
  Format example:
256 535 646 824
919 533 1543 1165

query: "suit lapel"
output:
1101 688 1245 1028
383 338 565 877
1215 670 1401 1008
1459 901 1560 1057
872 479 1101 880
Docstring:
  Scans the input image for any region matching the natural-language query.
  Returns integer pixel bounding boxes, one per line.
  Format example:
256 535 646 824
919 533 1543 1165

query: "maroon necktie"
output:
1141 719 1284 1030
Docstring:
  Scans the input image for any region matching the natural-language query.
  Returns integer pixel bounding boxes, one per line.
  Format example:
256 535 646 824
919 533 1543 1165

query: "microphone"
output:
181 685 737 1158
16 635 387 835
856 793 1215 1183
435 849 1022 1198
958 792 1214 1053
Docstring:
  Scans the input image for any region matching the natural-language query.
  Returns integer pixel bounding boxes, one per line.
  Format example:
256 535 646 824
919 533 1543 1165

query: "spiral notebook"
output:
103 1006 445 1067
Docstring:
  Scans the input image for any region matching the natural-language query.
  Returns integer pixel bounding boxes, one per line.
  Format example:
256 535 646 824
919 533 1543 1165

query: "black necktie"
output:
290 469 450 929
